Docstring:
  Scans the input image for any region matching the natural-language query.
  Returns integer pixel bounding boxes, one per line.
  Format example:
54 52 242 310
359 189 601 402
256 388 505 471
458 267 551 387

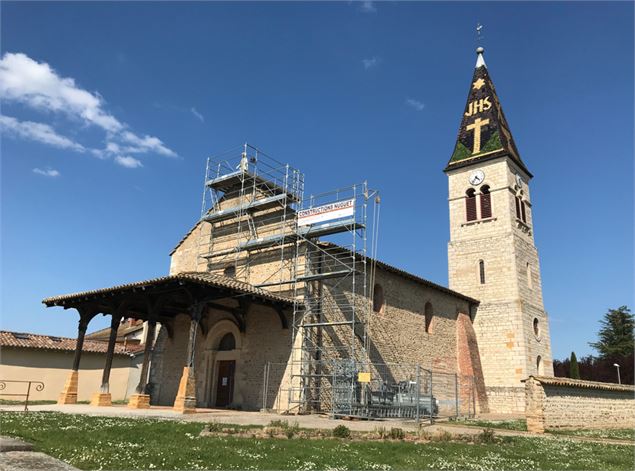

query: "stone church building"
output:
44 47 553 415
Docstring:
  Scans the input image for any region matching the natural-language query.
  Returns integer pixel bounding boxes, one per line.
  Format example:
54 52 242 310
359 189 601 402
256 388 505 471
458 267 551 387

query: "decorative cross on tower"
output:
466 117 490 154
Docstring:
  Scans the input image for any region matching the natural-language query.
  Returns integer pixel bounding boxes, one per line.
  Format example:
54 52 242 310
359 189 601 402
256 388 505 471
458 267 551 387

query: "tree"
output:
569 351 580 379
589 306 634 358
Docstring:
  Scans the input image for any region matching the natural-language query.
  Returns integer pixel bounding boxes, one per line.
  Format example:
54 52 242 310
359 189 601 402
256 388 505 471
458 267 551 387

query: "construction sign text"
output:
298 199 355 226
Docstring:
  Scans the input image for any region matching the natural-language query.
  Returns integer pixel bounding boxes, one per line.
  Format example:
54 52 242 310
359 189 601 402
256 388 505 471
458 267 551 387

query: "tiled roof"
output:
86 320 144 341
0 330 133 356
446 47 530 176
527 375 635 392
43 272 293 306
317 242 479 305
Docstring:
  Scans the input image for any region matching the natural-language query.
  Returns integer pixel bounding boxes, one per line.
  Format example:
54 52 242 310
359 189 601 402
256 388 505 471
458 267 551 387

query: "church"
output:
43 46 554 416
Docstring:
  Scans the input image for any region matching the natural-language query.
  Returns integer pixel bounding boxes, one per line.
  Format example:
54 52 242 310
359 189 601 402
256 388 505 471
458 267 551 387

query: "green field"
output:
1 412 634 470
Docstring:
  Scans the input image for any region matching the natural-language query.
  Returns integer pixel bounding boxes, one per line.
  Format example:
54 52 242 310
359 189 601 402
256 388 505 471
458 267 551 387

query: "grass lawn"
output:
451 418 528 431
1 412 634 470
548 428 635 442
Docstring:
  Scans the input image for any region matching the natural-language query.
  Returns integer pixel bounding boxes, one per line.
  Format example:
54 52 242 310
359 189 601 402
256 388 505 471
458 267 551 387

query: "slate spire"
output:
446 47 529 175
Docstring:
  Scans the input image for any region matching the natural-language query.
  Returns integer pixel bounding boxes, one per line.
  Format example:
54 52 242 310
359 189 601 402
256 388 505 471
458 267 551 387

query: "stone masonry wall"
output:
447 157 554 414
525 376 635 433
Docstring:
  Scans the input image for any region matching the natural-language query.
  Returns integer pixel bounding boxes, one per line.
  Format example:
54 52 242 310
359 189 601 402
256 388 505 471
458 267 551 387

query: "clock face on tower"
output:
469 170 485 186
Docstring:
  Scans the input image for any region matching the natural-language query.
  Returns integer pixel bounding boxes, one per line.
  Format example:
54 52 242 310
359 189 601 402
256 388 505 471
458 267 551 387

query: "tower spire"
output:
446 46 529 176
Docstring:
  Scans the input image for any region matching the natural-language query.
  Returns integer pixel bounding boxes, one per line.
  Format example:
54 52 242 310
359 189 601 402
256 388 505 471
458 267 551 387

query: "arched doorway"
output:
215 333 236 407
202 320 242 408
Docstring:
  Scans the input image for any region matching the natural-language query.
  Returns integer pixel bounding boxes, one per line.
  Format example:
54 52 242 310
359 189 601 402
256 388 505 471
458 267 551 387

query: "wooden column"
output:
58 311 92 405
91 314 122 407
128 320 156 409
173 303 204 414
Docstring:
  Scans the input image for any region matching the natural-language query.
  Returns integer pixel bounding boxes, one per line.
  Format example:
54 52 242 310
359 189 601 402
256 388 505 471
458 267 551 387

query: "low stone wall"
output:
525 376 635 433
485 386 525 414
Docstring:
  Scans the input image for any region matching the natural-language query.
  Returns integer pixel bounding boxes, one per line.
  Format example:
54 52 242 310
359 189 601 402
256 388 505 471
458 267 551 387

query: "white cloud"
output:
33 167 61 177
0 115 85 152
114 155 143 168
119 131 176 157
0 52 178 165
190 107 204 123
360 1 377 13
362 57 379 70
405 98 425 111
0 52 123 133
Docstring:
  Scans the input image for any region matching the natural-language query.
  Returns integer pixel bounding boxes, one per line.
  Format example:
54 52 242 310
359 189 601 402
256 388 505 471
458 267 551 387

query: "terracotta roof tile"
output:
0 331 133 356
42 272 292 306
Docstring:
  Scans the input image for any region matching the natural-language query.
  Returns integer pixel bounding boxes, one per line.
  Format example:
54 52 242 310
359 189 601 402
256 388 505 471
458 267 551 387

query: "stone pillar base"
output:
90 392 112 407
128 394 151 409
173 367 197 414
58 370 79 405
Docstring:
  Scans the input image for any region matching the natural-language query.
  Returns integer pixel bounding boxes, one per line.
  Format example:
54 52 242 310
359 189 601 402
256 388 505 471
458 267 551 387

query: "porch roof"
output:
42 272 293 320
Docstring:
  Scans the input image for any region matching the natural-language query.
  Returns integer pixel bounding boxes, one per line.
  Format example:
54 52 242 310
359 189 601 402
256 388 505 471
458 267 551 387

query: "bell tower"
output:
445 47 554 413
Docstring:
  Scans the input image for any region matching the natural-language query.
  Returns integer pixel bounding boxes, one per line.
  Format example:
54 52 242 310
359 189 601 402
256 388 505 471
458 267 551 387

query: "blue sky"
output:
1 1 633 360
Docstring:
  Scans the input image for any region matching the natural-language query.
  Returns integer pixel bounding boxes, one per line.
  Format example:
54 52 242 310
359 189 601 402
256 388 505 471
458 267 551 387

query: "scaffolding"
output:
198 143 380 414
199 144 304 294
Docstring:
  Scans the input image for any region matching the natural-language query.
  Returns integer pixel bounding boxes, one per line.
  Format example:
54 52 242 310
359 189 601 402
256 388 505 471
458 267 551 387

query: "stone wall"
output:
447 157 554 413
525 376 635 433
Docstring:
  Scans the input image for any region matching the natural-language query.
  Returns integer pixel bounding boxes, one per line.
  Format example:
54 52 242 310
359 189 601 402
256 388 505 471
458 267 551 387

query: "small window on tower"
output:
479 260 485 284
465 189 477 221
515 196 521 219
480 185 492 219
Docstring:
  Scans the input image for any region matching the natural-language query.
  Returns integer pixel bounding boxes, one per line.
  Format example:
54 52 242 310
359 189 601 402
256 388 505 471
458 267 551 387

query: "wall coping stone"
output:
524 375 635 393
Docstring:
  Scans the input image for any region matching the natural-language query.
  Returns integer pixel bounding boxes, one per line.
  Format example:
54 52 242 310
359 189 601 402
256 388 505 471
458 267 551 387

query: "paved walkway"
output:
0 436 79 471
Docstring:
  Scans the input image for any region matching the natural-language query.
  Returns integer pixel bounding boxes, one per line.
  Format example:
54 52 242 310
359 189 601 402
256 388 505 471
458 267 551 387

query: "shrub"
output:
477 428 496 444
374 426 388 439
268 419 288 428
206 421 224 433
389 427 405 440
285 422 300 439
332 425 351 439
433 430 453 442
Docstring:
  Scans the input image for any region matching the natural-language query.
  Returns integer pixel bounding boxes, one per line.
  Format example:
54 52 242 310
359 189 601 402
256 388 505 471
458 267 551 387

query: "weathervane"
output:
476 22 484 45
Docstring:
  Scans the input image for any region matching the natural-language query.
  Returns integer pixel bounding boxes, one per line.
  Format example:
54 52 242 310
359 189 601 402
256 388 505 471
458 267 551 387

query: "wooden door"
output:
215 360 235 407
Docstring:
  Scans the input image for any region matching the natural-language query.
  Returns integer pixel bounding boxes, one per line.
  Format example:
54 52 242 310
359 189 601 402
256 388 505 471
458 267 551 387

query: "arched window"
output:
480 185 492 219
536 355 543 375
479 260 485 284
533 318 540 337
465 189 477 221
218 333 236 351
373 284 384 313
521 201 527 223
424 302 433 333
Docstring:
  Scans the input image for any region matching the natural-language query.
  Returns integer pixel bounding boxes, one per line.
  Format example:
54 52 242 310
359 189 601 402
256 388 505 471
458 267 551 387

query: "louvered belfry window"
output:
466 189 477 221
515 196 521 219
480 185 492 219
521 201 527 223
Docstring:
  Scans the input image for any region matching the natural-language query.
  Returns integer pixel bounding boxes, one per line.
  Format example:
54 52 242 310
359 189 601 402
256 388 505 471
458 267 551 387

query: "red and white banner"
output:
297 199 355 227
